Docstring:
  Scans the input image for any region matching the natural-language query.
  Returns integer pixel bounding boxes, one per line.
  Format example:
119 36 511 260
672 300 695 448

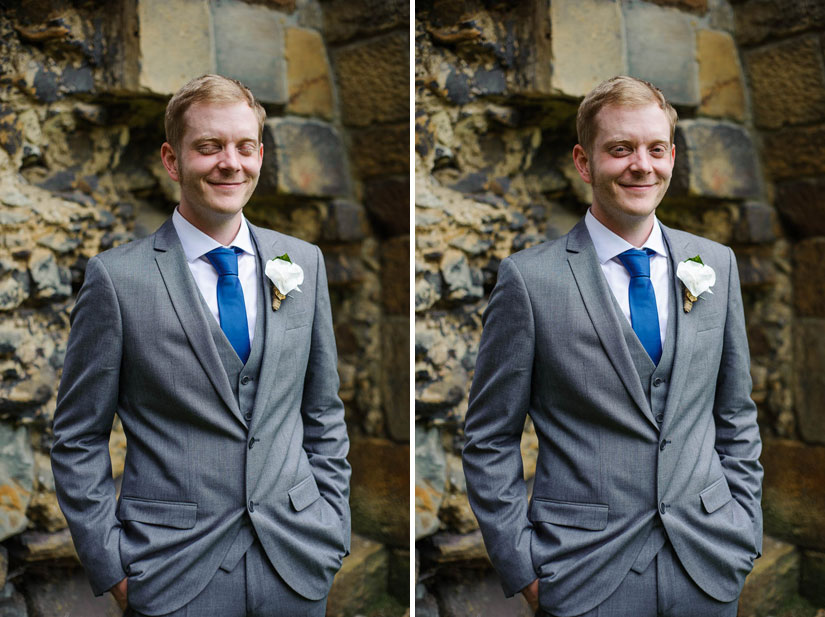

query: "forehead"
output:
180 101 260 141
593 103 671 144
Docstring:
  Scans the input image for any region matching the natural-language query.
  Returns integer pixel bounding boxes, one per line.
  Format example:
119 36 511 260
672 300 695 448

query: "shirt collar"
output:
172 207 256 263
584 208 667 265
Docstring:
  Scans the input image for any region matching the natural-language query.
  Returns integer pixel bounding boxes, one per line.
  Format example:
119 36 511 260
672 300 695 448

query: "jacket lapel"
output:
565 221 657 428
152 219 244 424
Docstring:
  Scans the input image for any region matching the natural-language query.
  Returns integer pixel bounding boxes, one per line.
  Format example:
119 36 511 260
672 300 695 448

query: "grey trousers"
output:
539 540 738 617
125 539 326 617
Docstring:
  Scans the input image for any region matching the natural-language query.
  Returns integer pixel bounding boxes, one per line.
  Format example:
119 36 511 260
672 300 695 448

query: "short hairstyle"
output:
576 76 678 155
164 74 267 152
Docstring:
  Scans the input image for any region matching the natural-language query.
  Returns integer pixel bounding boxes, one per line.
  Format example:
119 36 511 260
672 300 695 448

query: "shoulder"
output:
662 225 735 268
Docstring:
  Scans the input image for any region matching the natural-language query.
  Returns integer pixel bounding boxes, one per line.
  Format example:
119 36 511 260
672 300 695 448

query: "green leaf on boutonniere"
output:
275 253 292 263
686 255 704 265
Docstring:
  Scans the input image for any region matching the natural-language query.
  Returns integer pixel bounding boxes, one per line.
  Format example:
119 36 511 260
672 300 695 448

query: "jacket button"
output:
248 500 255 513
660 502 666 515
655 413 664 423
245 411 253 421
660 439 671 451
241 376 251 385
653 377 663 387
249 437 257 449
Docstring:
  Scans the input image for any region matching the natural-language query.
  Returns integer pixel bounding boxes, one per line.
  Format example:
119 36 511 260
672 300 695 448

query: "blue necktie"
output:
617 248 662 365
205 247 250 364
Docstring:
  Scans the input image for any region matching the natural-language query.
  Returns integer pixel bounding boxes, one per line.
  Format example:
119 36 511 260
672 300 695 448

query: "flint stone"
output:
28 249 71 301
260 118 350 198
212 0 287 104
440 250 483 303
415 272 443 313
0 108 23 157
0 271 28 313
672 120 760 199
415 424 446 539
0 422 33 541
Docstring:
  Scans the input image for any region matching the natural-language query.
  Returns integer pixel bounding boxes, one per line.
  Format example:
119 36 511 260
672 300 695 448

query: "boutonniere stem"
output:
265 253 303 311
676 255 715 313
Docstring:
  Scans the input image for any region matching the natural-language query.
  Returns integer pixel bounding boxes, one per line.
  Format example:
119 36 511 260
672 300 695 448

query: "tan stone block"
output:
646 0 706 11
793 318 825 445
762 124 825 181
285 27 333 120
381 317 410 442
776 178 825 238
381 236 409 315
350 123 409 178
333 30 409 127
326 534 390 617
762 439 825 550
739 535 799 617
792 239 825 318
322 0 408 44
743 34 825 130
697 30 745 121
550 0 626 98
14 528 78 562
136 0 214 95
733 0 825 47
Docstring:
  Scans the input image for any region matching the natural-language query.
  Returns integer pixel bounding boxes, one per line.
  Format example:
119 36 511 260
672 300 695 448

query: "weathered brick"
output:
762 438 825 549
672 120 760 199
743 34 825 130
549 0 626 98
382 316 410 442
733 0 825 47
696 30 745 122
349 437 409 545
739 536 800 617
212 0 288 104
762 124 825 181
135 0 214 95
364 176 410 237
624 1 699 106
793 318 825 445
322 0 408 44
285 27 334 120
333 31 409 127
259 118 350 197
775 178 825 238
350 123 408 178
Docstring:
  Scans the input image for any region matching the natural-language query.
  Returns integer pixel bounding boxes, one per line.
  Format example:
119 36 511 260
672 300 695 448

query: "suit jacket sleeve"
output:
462 257 537 596
713 248 763 555
50 256 126 595
301 245 351 552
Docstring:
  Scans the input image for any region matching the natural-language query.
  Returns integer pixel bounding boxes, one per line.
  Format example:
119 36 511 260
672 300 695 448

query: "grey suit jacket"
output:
51 218 350 615
463 220 762 616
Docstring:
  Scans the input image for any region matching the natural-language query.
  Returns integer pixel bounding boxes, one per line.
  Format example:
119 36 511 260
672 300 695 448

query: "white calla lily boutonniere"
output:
265 253 303 311
676 255 715 313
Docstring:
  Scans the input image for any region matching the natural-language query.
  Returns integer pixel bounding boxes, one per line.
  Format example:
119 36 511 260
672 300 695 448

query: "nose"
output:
217 147 241 172
628 149 653 173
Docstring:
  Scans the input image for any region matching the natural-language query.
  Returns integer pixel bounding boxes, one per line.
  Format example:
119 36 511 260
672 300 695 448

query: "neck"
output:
590 208 654 248
177 206 242 246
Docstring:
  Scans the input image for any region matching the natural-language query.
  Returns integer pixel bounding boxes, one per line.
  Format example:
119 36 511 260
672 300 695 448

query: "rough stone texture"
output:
549 0 626 98
427 530 488 564
365 176 410 237
433 568 534 617
382 315 410 443
792 239 825 318
389 548 410 603
349 437 409 546
793 319 825 445
0 583 27 617
775 178 825 238
381 236 409 315
212 0 288 105
762 124 825 181
350 123 409 178
697 29 746 121
321 200 367 243
285 27 334 120
259 118 350 197
672 120 761 198
0 547 7 588
323 0 409 44
135 0 214 95
738 535 800 617
733 0 825 47
22 568 120 617
0 423 33 540
13 529 77 562
647 0 707 11
761 439 825 550
624 0 699 106
800 550 825 607
743 34 825 130
326 534 390 617
333 31 410 127
416 424 446 540
733 202 776 245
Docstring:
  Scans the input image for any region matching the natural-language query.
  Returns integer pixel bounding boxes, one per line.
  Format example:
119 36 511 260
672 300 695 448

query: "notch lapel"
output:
565 221 657 429
152 220 244 425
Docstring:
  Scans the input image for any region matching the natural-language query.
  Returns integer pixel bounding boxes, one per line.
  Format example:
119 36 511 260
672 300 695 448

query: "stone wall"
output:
0 1 408 615
414 1 821 615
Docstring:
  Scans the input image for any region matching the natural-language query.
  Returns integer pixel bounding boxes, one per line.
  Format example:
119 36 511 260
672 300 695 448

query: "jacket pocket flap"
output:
118 497 197 529
700 478 732 514
530 498 608 530
288 475 320 512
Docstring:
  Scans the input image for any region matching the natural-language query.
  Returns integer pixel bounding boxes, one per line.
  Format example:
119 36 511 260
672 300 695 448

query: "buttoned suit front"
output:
51 218 350 616
462 219 762 616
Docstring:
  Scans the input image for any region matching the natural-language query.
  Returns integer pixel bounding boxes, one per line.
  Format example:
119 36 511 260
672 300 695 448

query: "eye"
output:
197 144 220 155
238 143 257 155
610 145 631 156
650 145 668 157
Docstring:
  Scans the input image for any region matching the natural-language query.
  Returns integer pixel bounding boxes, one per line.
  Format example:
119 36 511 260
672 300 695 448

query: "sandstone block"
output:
428 530 488 564
433 568 533 617
22 567 120 617
13 529 77 562
800 549 825 607
321 200 366 242
213 0 288 104
285 27 333 120
259 118 350 197
733 202 776 245
350 123 408 178
738 535 799 617
416 424 446 539
762 124 825 181
646 0 706 11
0 546 7 588
672 120 760 199
326 534 389 617
761 439 825 550
733 0 825 47
333 31 409 127
28 249 71 301
382 316 410 442
793 319 825 445
135 0 214 95
365 176 410 237
696 30 745 122
743 34 825 130
549 0 626 98
322 0 408 44
389 548 410 603
0 422 33 541
775 178 825 238
792 239 825 318
624 1 699 106
349 437 409 546
381 236 409 315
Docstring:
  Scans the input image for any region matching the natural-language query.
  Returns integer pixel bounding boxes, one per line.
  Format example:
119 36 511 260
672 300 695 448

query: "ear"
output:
670 142 676 165
160 142 180 182
572 144 592 184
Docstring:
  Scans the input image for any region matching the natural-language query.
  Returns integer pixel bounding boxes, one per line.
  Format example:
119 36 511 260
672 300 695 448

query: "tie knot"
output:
617 248 655 278
205 247 243 276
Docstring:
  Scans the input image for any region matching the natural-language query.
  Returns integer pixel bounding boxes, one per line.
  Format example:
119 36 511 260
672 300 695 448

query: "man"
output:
51 75 350 617
462 76 762 617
